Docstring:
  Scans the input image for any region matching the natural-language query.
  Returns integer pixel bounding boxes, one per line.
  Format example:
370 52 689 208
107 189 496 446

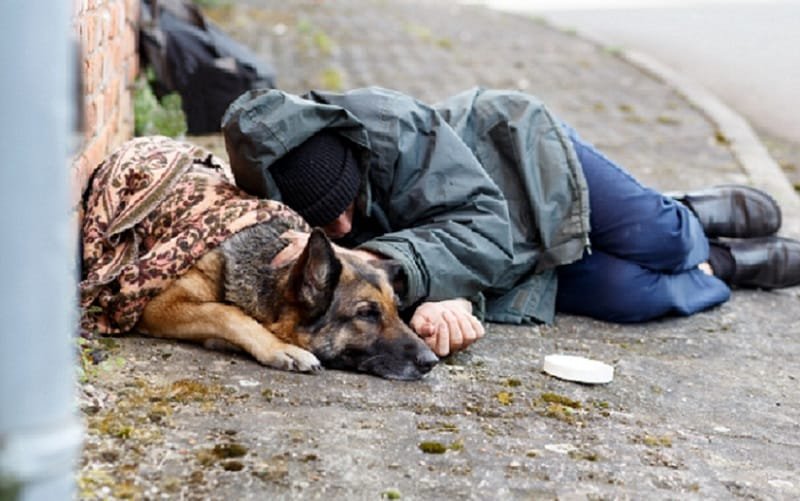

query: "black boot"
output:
668 185 782 238
712 236 800 289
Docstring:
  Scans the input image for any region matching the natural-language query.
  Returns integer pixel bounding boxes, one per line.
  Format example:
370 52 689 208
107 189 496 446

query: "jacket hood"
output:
221 89 371 201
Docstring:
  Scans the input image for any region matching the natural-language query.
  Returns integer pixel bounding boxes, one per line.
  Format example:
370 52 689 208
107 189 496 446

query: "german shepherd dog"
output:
137 225 439 380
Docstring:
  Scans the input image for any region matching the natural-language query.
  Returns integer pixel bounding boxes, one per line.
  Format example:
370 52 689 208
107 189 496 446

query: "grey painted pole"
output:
0 1 83 499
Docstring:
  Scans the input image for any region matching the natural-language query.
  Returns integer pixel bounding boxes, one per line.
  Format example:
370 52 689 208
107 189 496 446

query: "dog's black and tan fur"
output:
137 224 438 380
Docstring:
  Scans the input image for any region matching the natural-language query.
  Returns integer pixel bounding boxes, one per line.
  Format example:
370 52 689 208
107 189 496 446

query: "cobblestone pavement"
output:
77 1 800 499
201 0 746 192
756 127 800 193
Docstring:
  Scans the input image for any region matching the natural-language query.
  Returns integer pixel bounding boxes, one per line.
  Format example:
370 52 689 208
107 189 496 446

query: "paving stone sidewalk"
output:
77 1 800 499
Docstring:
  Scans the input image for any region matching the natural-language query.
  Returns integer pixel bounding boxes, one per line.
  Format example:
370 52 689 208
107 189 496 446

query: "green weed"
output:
133 70 187 138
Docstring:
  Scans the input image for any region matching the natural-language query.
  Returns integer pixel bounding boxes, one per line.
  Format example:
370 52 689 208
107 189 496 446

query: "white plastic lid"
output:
543 354 614 384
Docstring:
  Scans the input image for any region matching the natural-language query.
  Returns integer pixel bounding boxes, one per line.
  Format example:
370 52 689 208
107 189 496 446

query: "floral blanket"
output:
80 136 309 334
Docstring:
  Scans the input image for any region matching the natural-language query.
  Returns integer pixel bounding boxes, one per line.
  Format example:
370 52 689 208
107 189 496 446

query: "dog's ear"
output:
372 259 408 299
290 228 342 318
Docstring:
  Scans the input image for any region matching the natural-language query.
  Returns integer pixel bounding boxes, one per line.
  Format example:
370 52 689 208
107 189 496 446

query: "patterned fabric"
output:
80 136 309 334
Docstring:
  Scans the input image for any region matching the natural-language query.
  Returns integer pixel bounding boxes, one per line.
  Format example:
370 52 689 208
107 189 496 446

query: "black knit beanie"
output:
270 131 361 227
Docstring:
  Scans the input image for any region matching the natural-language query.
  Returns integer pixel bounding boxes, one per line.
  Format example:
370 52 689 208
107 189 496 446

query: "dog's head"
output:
287 229 439 380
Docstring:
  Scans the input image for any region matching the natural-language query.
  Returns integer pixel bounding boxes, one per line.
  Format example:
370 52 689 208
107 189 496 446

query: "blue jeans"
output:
555 126 731 322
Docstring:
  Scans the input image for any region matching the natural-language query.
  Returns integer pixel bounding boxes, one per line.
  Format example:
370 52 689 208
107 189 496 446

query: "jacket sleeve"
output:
346 89 514 306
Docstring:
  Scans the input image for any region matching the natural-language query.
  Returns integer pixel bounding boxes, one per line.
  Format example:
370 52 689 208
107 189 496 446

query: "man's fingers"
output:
470 315 485 338
435 320 450 357
411 300 484 356
415 322 436 338
455 311 478 347
423 333 438 352
409 310 435 337
443 310 463 352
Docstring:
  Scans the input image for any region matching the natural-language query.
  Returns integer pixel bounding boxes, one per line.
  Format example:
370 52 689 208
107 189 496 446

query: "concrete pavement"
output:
77 1 800 499
475 0 800 235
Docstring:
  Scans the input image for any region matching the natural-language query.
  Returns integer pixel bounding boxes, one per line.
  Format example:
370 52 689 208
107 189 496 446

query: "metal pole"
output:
0 1 83 499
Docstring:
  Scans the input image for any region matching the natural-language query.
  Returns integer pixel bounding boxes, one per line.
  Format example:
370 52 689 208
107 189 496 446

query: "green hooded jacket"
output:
222 86 590 324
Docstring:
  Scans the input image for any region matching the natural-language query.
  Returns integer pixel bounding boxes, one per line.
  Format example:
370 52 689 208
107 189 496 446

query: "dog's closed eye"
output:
355 301 382 322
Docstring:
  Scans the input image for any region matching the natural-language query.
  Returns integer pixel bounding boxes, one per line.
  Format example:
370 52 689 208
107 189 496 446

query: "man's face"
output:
322 202 355 239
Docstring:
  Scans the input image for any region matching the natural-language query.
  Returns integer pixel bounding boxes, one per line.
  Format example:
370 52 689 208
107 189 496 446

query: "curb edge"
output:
617 48 800 237
472 1 800 237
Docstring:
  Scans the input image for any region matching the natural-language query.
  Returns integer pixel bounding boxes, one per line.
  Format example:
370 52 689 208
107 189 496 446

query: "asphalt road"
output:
478 0 800 146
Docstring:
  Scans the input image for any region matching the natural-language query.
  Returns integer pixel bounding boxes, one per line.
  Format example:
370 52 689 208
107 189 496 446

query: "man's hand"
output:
275 230 385 267
272 230 310 266
410 299 485 357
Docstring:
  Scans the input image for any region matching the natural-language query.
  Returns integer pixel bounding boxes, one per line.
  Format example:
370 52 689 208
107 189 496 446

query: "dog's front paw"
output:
259 344 322 373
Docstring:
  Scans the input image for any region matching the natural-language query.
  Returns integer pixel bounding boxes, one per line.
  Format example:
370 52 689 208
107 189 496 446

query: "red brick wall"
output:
71 0 139 210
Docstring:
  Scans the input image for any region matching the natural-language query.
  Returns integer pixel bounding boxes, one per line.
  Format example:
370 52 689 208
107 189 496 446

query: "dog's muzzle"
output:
346 337 439 381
